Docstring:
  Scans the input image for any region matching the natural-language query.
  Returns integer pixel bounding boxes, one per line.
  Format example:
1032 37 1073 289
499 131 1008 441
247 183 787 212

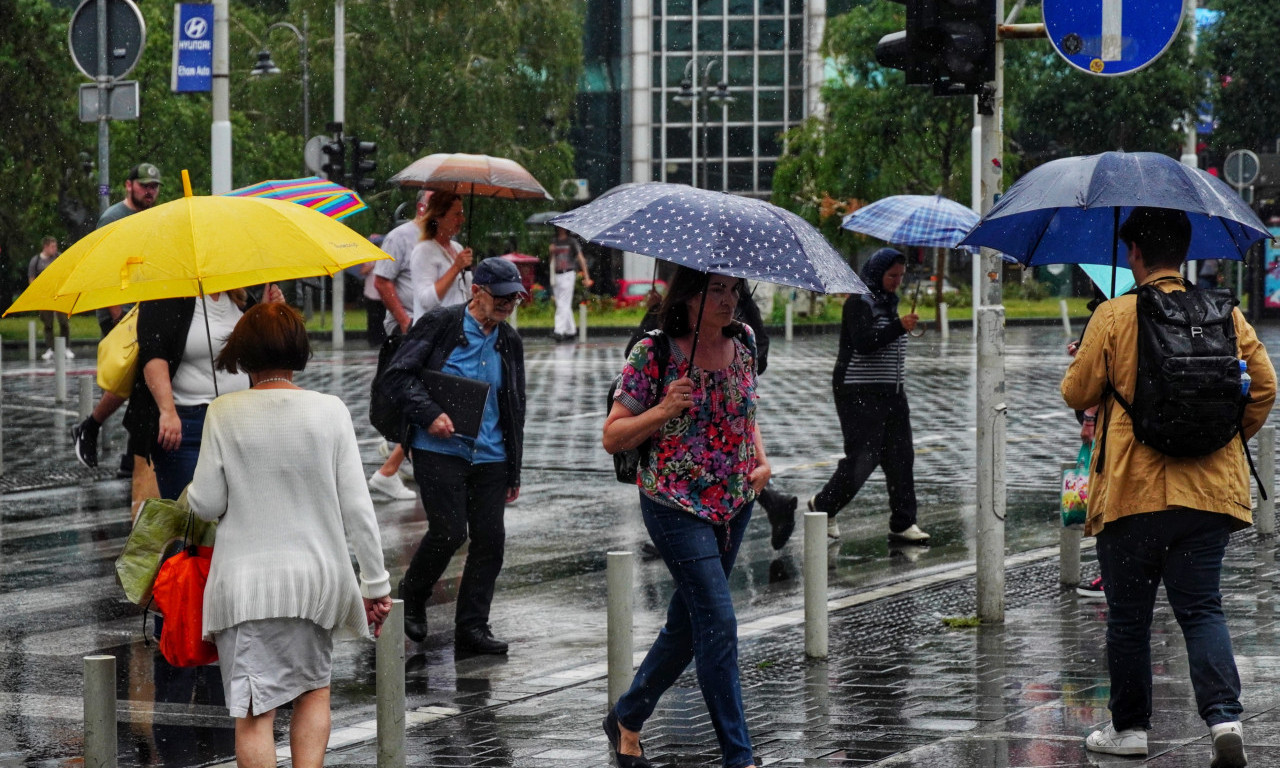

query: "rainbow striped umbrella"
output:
225 176 367 220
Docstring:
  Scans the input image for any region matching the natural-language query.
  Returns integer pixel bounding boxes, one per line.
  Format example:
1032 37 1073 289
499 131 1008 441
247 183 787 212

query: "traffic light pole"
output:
332 0 346 350
974 2 1006 623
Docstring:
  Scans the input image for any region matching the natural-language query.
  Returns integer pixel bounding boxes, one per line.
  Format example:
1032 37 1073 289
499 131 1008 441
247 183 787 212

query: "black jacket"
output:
380 302 526 488
831 248 908 392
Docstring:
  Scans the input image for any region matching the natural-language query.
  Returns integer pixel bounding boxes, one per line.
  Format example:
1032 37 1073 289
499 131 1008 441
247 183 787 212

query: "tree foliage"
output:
1202 0 1280 152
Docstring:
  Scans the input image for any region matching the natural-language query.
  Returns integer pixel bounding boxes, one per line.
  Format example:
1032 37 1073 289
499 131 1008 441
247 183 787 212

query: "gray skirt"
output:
214 618 333 718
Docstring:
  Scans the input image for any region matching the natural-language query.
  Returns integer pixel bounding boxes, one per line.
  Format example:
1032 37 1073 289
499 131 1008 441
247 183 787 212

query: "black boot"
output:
398 581 427 643
759 485 798 550
455 624 508 655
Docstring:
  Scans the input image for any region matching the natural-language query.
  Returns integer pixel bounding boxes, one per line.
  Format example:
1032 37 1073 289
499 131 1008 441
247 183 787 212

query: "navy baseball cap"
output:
473 258 527 297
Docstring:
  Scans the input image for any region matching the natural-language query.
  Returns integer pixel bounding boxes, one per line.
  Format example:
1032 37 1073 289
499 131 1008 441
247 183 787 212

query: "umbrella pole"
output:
198 281 220 399
1110 208 1119 298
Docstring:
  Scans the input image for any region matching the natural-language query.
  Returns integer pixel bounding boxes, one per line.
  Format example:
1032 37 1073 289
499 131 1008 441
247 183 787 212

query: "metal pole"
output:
803 511 828 658
330 0 346 349
84 654 117 768
1059 299 1071 337
376 600 405 768
211 0 232 194
95 0 110 215
784 300 794 342
939 302 950 340
1257 425 1276 536
28 321 36 362
975 1 1007 623
301 13 310 174
606 551 634 706
1179 0 1199 169
79 377 93 420
54 337 67 403
578 303 588 343
970 102 982 313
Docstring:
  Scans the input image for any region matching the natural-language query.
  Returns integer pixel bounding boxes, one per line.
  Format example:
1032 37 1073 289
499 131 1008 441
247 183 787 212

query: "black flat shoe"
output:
603 710 652 768
455 624 508 655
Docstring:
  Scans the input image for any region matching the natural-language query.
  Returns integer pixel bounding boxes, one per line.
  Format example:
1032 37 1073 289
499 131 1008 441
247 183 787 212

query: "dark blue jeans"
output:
151 404 207 500
614 494 754 768
1096 509 1242 731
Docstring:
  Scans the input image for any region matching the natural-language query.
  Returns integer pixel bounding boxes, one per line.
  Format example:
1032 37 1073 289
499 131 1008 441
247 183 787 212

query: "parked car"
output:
615 279 667 309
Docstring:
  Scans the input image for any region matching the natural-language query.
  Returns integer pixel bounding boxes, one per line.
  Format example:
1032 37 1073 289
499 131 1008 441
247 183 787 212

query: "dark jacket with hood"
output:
831 248 909 393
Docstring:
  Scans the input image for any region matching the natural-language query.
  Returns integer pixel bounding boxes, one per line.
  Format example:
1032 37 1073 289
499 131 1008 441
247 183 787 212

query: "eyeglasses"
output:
478 286 523 307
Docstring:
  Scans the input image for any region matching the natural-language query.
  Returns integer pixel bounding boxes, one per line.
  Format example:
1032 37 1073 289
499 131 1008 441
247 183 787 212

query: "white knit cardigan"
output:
188 388 391 640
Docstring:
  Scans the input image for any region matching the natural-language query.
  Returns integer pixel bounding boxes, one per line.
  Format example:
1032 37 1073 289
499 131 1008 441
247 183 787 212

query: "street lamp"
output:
250 15 310 176
673 59 734 189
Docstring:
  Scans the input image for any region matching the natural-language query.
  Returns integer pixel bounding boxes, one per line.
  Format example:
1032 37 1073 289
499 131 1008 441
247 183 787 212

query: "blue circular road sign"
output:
1043 0 1184 77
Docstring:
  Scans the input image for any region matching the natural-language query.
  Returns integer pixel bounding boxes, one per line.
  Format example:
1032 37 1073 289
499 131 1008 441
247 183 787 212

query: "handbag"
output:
115 496 216 605
151 542 218 667
96 304 140 398
1060 442 1091 527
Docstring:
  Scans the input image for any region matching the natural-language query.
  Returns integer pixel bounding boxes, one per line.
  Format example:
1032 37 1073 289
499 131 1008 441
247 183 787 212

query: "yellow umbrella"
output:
6 170 389 316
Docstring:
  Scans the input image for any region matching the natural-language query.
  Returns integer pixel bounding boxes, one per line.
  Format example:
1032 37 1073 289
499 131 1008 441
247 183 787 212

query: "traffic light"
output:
350 138 377 192
320 136 346 181
875 0 996 97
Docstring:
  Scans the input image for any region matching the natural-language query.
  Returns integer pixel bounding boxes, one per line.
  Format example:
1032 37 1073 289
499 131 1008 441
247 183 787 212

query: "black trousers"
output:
814 386 918 533
365 298 388 348
404 450 508 632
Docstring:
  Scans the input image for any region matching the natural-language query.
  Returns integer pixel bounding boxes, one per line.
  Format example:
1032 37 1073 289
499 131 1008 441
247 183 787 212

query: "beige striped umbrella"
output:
388 153 553 200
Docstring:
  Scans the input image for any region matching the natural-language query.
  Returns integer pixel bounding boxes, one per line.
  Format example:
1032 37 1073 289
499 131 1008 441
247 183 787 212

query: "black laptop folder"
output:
423 370 491 439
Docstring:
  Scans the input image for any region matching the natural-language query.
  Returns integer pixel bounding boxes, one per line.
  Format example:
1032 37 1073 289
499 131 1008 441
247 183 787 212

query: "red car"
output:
615 279 667 309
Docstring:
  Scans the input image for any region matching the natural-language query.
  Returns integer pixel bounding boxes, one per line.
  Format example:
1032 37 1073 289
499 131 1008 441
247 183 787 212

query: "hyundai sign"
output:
171 4 213 92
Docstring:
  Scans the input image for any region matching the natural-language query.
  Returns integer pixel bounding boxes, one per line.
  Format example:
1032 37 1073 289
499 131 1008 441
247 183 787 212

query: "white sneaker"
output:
1210 721 1247 768
64 347 75 360
807 496 840 539
368 470 416 500
41 348 54 361
888 524 930 544
1085 723 1148 756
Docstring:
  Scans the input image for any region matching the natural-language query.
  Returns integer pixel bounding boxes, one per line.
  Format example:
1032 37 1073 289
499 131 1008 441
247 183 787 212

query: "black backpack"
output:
1100 277 1263 494
607 330 671 483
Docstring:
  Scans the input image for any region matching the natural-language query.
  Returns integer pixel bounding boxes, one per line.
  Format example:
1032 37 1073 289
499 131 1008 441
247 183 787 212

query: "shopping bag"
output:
151 544 218 667
97 304 140 398
1061 442 1091 527
115 497 215 605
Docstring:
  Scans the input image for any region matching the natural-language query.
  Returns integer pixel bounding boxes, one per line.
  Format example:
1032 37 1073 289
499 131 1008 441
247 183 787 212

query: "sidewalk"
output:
306 528 1279 768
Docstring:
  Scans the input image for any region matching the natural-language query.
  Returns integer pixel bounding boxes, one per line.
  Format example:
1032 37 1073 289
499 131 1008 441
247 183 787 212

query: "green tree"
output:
1203 1 1280 152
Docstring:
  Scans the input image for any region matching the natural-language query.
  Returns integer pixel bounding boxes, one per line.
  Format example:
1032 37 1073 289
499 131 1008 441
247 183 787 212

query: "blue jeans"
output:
1096 509 1242 731
614 494 754 768
151 404 207 500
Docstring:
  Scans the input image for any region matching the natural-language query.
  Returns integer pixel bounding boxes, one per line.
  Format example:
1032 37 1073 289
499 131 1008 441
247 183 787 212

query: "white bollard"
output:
938 302 950 340
54 337 67 403
785 301 794 342
376 600 405 768
1257 425 1276 536
607 550 635 706
578 303 588 343
79 377 94 420
84 655 117 768
803 512 828 659
28 321 37 362
1060 299 1072 337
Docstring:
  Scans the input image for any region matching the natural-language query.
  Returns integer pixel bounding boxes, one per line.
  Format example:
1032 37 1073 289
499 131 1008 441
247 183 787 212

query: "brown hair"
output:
420 191 462 241
658 265 745 338
216 303 311 374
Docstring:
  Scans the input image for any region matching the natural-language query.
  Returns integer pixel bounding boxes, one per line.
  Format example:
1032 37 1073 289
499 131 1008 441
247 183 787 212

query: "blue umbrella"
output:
842 194 980 252
958 151 1270 270
549 183 867 295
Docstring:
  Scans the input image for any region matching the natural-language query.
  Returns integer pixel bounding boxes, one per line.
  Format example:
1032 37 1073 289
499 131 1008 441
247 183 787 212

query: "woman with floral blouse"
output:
601 265 770 768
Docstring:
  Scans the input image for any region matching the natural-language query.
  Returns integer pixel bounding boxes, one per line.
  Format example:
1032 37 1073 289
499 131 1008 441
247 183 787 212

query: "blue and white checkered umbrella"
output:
550 183 866 295
841 194 980 251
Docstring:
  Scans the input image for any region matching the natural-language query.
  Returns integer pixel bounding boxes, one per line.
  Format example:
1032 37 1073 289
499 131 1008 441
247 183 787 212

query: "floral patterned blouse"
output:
614 328 759 523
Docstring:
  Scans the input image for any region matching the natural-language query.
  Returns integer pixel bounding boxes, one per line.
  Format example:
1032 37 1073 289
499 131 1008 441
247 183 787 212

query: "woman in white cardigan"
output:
187 303 392 768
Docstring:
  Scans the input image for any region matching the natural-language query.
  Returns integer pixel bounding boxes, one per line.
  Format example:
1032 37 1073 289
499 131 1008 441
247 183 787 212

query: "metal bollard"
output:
1258 425 1276 536
28 321 37 362
79 377 94 420
578 303 588 343
84 655 117 768
376 600 405 768
803 512 828 658
1060 299 1072 337
785 301 794 342
938 302 950 340
54 337 67 403
607 550 635 706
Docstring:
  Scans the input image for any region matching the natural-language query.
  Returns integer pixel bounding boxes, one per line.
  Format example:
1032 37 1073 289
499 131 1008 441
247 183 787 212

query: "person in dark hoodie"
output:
807 247 930 544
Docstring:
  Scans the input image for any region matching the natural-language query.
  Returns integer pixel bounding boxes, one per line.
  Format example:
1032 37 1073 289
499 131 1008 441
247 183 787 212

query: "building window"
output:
759 19 784 50
668 20 692 51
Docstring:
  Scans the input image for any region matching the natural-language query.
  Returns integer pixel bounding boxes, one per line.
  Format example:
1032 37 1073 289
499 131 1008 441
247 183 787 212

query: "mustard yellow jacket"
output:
1061 269 1276 536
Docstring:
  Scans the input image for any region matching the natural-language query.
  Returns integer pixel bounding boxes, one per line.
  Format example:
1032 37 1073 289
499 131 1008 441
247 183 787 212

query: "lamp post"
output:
674 59 733 190
250 15 310 176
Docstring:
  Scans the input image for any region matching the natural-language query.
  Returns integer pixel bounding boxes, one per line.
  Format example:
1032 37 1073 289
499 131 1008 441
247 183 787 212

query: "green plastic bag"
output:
1061 442 1091 527
115 497 216 605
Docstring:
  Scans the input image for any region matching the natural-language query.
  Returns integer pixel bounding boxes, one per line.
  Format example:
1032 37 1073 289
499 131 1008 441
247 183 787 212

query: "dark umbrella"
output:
958 150 1271 296
551 182 867 360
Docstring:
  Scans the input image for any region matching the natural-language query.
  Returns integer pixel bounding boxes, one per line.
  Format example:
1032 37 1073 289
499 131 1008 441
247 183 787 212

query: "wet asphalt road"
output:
1 322 1277 767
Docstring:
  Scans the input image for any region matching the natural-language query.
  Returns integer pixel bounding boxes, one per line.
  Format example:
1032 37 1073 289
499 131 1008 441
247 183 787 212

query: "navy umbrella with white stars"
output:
550 183 867 296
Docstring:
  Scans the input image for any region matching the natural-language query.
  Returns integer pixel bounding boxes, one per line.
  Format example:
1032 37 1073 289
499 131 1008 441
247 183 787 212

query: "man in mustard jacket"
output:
1062 207 1275 767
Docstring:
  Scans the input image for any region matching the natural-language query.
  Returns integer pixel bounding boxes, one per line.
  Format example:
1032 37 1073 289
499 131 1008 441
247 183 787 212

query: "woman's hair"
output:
657 265 745 338
216 303 311 374
420 191 462 241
